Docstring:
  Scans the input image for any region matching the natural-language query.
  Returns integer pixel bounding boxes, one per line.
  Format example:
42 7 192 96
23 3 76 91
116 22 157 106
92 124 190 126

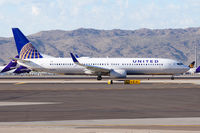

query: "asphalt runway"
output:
0 82 200 123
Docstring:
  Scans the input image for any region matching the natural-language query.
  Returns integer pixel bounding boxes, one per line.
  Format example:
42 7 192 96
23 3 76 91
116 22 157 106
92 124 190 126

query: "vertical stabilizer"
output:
188 61 195 68
196 66 200 73
13 66 31 74
12 28 43 59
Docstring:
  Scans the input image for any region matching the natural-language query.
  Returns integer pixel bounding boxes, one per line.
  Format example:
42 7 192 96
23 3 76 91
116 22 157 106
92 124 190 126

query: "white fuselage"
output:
18 57 189 76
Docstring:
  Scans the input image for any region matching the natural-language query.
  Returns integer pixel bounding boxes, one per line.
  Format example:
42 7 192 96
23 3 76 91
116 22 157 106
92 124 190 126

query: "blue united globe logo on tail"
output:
20 43 42 59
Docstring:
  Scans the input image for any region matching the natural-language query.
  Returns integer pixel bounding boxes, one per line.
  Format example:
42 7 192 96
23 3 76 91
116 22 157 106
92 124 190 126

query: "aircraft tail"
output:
196 66 200 73
12 28 43 59
13 66 31 74
1 55 18 73
188 61 195 68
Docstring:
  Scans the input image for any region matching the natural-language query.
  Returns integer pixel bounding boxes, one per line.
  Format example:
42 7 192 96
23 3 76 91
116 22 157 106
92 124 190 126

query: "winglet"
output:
75 54 79 58
70 53 79 63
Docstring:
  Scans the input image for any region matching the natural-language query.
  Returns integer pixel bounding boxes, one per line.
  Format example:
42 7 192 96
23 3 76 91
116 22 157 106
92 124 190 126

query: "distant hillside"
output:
0 27 200 65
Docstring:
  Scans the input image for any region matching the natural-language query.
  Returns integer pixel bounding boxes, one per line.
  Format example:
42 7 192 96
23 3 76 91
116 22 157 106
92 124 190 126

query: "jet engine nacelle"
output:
110 69 127 78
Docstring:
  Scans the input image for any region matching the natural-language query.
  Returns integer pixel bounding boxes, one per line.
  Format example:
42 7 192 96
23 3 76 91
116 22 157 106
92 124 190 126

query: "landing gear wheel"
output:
97 76 102 80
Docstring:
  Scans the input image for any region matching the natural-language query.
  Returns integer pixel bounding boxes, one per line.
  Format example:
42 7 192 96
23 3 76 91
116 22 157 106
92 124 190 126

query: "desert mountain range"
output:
0 27 200 66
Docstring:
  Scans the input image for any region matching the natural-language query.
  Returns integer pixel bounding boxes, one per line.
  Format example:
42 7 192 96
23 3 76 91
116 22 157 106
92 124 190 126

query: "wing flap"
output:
84 65 110 73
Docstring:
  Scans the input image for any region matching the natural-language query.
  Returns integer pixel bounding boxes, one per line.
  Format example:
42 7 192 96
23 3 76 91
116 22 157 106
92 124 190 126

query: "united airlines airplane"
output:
0 56 18 73
12 28 189 80
185 61 200 74
0 55 31 74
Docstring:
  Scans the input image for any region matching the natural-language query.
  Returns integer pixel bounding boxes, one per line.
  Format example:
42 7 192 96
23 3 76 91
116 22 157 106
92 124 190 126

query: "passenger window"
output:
177 63 183 65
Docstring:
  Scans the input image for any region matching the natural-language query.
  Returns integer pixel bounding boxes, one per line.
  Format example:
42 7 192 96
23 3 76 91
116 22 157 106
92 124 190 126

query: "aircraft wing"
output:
11 58 43 71
70 53 110 73
84 64 110 73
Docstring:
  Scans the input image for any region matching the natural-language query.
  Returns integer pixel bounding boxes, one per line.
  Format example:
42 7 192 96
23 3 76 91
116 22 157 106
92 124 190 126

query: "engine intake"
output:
110 69 127 78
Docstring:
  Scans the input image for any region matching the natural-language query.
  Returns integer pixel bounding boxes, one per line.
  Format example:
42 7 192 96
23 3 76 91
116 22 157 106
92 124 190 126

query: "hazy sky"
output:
0 0 200 37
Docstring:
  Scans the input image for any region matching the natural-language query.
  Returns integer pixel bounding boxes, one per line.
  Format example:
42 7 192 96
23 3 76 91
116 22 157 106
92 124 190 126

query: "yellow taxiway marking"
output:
15 82 26 85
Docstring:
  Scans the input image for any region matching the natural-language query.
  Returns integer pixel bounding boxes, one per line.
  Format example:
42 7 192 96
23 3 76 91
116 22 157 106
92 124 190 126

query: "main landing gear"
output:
97 72 102 80
97 75 102 80
171 75 174 80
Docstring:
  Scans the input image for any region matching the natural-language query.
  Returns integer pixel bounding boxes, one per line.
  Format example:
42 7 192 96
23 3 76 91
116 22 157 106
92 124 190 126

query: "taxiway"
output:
0 76 200 132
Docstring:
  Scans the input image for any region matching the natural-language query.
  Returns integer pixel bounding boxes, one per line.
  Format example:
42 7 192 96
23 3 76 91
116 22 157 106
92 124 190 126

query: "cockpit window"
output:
177 63 183 65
